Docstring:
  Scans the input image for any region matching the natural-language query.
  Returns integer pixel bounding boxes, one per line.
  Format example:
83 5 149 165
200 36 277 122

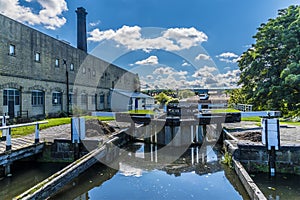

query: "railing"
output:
17 110 29 118
0 121 48 151
234 104 253 112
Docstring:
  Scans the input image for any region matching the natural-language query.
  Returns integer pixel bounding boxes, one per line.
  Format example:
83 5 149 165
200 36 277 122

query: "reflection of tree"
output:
51 164 118 199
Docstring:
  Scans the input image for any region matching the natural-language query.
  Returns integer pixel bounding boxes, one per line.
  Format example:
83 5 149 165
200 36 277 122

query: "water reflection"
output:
251 173 300 200
0 162 67 199
52 143 250 200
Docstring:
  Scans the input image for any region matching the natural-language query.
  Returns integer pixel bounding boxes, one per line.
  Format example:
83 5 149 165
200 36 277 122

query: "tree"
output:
238 5 300 116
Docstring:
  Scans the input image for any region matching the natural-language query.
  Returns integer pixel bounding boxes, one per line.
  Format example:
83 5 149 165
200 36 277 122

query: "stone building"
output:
0 7 139 119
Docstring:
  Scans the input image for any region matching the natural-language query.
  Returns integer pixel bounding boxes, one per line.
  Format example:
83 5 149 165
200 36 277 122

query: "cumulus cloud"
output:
182 61 191 67
217 52 240 63
140 65 240 90
89 20 101 27
135 56 159 65
88 26 208 52
0 0 68 30
195 53 210 61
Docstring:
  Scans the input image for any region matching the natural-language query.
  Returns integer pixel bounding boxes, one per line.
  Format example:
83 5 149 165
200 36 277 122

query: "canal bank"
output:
223 121 300 199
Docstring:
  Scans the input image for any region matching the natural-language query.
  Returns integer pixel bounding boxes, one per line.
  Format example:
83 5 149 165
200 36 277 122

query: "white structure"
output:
110 89 154 112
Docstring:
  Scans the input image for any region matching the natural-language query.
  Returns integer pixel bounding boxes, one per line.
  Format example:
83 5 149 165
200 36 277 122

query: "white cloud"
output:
135 56 159 65
0 0 68 30
217 52 240 63
89 20 101 27
218 52 238 58
88 26 208 52
182 62 191 67
195 53 210 61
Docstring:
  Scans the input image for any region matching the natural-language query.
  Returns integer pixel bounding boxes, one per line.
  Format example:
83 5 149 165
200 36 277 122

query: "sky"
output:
0 0 299 90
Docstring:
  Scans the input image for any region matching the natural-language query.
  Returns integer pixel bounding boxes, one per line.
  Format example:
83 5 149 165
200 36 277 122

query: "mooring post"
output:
6 127 11 151
35 123 40 143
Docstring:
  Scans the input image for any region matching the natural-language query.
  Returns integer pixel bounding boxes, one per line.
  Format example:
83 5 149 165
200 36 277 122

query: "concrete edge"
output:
232 158 267 200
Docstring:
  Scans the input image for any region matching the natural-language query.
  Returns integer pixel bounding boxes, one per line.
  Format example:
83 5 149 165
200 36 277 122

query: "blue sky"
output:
0 0 299 90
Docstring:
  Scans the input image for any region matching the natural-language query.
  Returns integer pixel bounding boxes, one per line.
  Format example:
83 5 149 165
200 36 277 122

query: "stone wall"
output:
0 13 139 118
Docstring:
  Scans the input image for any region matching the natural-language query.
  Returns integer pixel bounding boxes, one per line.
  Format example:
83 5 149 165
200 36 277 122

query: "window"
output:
35 52 40 62
9 44 15 56
3 89 20 106
55 59 59 67
100 94 105 104
91 94 96 105
92 70 96 77
52 92 62 105
81 94 87 104
82 67 86 74
68 93 73 105
3 90 7 106
70 63 74 71
32 91 44 106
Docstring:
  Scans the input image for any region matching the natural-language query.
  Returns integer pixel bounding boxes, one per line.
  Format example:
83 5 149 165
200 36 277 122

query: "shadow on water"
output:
0 162 67 200
251 173 300 200
51 142 250 200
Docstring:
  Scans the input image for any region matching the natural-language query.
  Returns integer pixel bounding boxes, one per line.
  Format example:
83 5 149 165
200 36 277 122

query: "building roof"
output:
112 89 153 99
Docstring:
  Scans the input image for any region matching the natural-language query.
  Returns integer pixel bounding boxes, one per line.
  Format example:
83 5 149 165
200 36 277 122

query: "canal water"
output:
0 162 67 199
251 172 300 200
52 143 250 200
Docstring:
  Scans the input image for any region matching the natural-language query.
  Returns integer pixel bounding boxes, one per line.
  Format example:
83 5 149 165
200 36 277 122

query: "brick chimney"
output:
76 7 88 52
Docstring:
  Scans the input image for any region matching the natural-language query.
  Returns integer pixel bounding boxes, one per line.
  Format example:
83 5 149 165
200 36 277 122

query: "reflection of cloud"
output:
119 163 142 177
0 0 68 30
217 52 240 63
195 53 210 60
135 56 159 65
88 26 208 52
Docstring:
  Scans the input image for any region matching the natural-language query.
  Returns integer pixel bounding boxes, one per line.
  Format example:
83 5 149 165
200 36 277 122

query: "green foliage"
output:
154 92 172 105
177 90 196 99
237 5 300 117
221 152 233 168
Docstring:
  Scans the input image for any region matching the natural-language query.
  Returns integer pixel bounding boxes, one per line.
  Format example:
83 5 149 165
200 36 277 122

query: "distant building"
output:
111 89 155 112
0 7 139 119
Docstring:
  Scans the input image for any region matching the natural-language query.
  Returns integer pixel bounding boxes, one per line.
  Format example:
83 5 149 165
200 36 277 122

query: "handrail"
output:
0 121 48 151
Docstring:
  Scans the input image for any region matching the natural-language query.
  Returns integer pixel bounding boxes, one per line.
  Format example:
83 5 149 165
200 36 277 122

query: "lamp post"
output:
64 60 70 116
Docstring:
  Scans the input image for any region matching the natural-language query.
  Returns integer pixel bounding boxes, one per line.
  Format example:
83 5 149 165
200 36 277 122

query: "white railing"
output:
0 121 48 151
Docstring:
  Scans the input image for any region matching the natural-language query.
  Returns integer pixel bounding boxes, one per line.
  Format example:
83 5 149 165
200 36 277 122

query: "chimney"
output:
76 7 88 52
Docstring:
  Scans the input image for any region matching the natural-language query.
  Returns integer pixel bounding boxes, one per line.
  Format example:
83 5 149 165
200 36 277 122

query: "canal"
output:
0 162 67 199
251 172 300 200
51 142 250 200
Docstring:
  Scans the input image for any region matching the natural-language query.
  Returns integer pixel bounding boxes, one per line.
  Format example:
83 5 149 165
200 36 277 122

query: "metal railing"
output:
0 121 48 151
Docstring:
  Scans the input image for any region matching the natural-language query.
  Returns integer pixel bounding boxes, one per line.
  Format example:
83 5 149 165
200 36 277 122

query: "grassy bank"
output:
11 116 115 138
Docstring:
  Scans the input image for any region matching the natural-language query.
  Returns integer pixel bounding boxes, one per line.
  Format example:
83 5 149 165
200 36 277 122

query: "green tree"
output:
238 5 300 116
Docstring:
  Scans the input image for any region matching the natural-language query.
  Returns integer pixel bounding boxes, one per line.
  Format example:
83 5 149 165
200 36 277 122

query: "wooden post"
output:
35 123 40 143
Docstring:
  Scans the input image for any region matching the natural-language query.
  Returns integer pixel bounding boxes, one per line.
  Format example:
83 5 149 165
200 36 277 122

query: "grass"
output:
10 116 115 138
211 109 241 113
241 116 300 126
126 110 155 115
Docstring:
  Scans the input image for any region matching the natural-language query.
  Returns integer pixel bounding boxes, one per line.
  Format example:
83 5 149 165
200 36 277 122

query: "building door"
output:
3 89 20 118
8 100 15 118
